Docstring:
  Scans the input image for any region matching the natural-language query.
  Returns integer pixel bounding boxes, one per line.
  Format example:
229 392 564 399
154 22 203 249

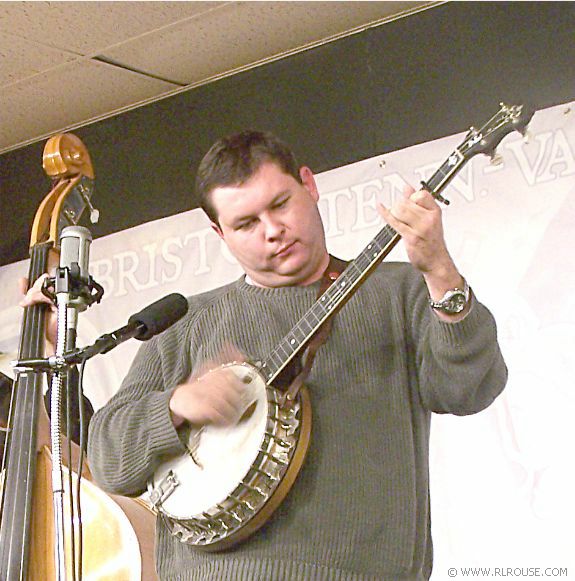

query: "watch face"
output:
431 289 467 313
446 291 467 313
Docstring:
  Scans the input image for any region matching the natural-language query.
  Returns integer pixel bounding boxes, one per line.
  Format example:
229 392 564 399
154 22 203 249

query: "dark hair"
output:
195 130 302 224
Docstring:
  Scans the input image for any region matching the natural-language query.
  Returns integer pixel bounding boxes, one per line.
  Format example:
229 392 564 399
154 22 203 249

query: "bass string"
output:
0 242 50 568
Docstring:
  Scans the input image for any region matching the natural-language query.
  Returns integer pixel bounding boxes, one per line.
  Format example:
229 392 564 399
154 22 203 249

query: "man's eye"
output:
237 220 255 230
274 198 288 209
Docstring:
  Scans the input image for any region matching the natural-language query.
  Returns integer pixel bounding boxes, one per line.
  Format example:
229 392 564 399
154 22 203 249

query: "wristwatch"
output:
429 279 470 314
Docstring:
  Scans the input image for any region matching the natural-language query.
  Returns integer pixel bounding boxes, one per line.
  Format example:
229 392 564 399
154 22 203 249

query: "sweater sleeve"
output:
406 273 508 415
87 330 188 496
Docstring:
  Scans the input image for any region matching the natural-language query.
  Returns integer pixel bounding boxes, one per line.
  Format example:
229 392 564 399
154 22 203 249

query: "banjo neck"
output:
259 103 533 387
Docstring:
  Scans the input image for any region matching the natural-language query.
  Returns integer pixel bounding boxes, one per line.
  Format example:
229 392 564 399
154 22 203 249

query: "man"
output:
87 130 507 580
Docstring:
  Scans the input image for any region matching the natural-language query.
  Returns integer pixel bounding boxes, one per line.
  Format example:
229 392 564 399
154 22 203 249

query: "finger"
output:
219 342 246 364
31 273 48 288
203 382 247 425
205 400 241 426
377 202 417 240
212 374 247 414
377 201 404 229
19 274 53 307
192 344 247 379
18 277 29 296
409 189 438 210
193 360 216 379
402 183 416 200
377 202 393 224
172 378 240 426
210 375 244 403
193 369 246 418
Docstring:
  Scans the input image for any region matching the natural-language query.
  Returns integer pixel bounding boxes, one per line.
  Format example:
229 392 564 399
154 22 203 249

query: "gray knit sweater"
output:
87 262 507 580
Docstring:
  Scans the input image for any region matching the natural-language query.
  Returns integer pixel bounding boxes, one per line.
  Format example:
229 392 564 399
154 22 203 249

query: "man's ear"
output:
211 221 224 239
299 166 319 202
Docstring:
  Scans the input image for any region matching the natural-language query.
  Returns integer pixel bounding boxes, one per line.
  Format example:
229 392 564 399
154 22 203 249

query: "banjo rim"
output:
193 384 312 551
150 367 312 550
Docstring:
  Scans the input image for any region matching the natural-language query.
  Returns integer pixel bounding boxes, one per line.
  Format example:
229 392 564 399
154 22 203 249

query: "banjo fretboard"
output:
259 103 532 385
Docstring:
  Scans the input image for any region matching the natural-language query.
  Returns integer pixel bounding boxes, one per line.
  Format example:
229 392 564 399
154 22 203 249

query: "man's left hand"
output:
378 185 469 321
377 185 453 275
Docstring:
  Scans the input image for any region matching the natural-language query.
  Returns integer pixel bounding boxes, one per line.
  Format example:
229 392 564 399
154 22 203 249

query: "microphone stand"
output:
43 231 103 581
50 271 73 581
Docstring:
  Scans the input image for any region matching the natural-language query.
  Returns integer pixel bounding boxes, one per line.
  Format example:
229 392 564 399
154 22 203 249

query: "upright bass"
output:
0 134 157 580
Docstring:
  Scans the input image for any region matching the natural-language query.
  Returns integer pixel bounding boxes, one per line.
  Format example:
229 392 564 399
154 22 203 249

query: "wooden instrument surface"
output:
0 135 158 580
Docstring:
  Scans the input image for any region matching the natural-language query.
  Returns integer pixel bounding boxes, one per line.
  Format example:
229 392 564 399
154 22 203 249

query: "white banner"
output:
1 101 573 578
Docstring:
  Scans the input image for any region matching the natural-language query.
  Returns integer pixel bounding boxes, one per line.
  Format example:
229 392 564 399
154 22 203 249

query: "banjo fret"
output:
260 223 402 385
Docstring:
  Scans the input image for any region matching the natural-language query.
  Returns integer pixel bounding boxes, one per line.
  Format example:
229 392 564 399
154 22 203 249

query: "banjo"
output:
148 103 533 550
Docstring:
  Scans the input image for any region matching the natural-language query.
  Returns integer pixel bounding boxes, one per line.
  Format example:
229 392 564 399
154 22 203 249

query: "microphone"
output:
13 293 189 371
60 226 92 283
127 292 189 341
53 226 94 355
54 226 94 322
72 292 189 360
76 293 188 363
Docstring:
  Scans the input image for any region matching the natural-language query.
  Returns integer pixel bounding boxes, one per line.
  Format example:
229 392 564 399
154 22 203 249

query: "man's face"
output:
210 161 329 288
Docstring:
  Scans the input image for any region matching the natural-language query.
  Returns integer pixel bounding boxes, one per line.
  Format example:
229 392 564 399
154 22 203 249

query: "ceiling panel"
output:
103 1 421 85
0 59 177 149
0 1 438 154
0 32 76 84
0 1 223 54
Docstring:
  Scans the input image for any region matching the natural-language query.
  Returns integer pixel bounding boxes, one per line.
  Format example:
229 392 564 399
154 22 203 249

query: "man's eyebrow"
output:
231 213 255 228
231 190 292 226
270 190 291 204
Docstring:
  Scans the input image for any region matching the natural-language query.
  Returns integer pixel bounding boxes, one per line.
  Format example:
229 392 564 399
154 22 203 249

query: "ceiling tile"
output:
0 0 435 153
0 59 178 151
0 1 224 55
102 1 421 85
0 32 78 85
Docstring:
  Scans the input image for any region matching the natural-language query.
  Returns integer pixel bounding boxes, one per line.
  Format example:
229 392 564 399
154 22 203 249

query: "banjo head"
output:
150 362 268 517
147 362 311 548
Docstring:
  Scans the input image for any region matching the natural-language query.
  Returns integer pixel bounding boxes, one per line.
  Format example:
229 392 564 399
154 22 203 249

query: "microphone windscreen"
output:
128 293 189 340
60 225 93 282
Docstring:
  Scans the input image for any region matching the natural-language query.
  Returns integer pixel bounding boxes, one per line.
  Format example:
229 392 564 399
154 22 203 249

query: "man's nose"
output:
262 215 284 241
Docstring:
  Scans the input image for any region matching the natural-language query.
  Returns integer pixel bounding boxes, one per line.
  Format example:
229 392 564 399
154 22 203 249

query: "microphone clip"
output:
42 266 104 308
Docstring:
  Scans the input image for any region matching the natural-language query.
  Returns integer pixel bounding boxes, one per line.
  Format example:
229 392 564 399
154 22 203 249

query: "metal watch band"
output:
429 278 470 314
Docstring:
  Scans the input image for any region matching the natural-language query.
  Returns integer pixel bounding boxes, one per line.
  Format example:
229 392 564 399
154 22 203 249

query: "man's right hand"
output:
169 365 248 429
19 273 57 353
